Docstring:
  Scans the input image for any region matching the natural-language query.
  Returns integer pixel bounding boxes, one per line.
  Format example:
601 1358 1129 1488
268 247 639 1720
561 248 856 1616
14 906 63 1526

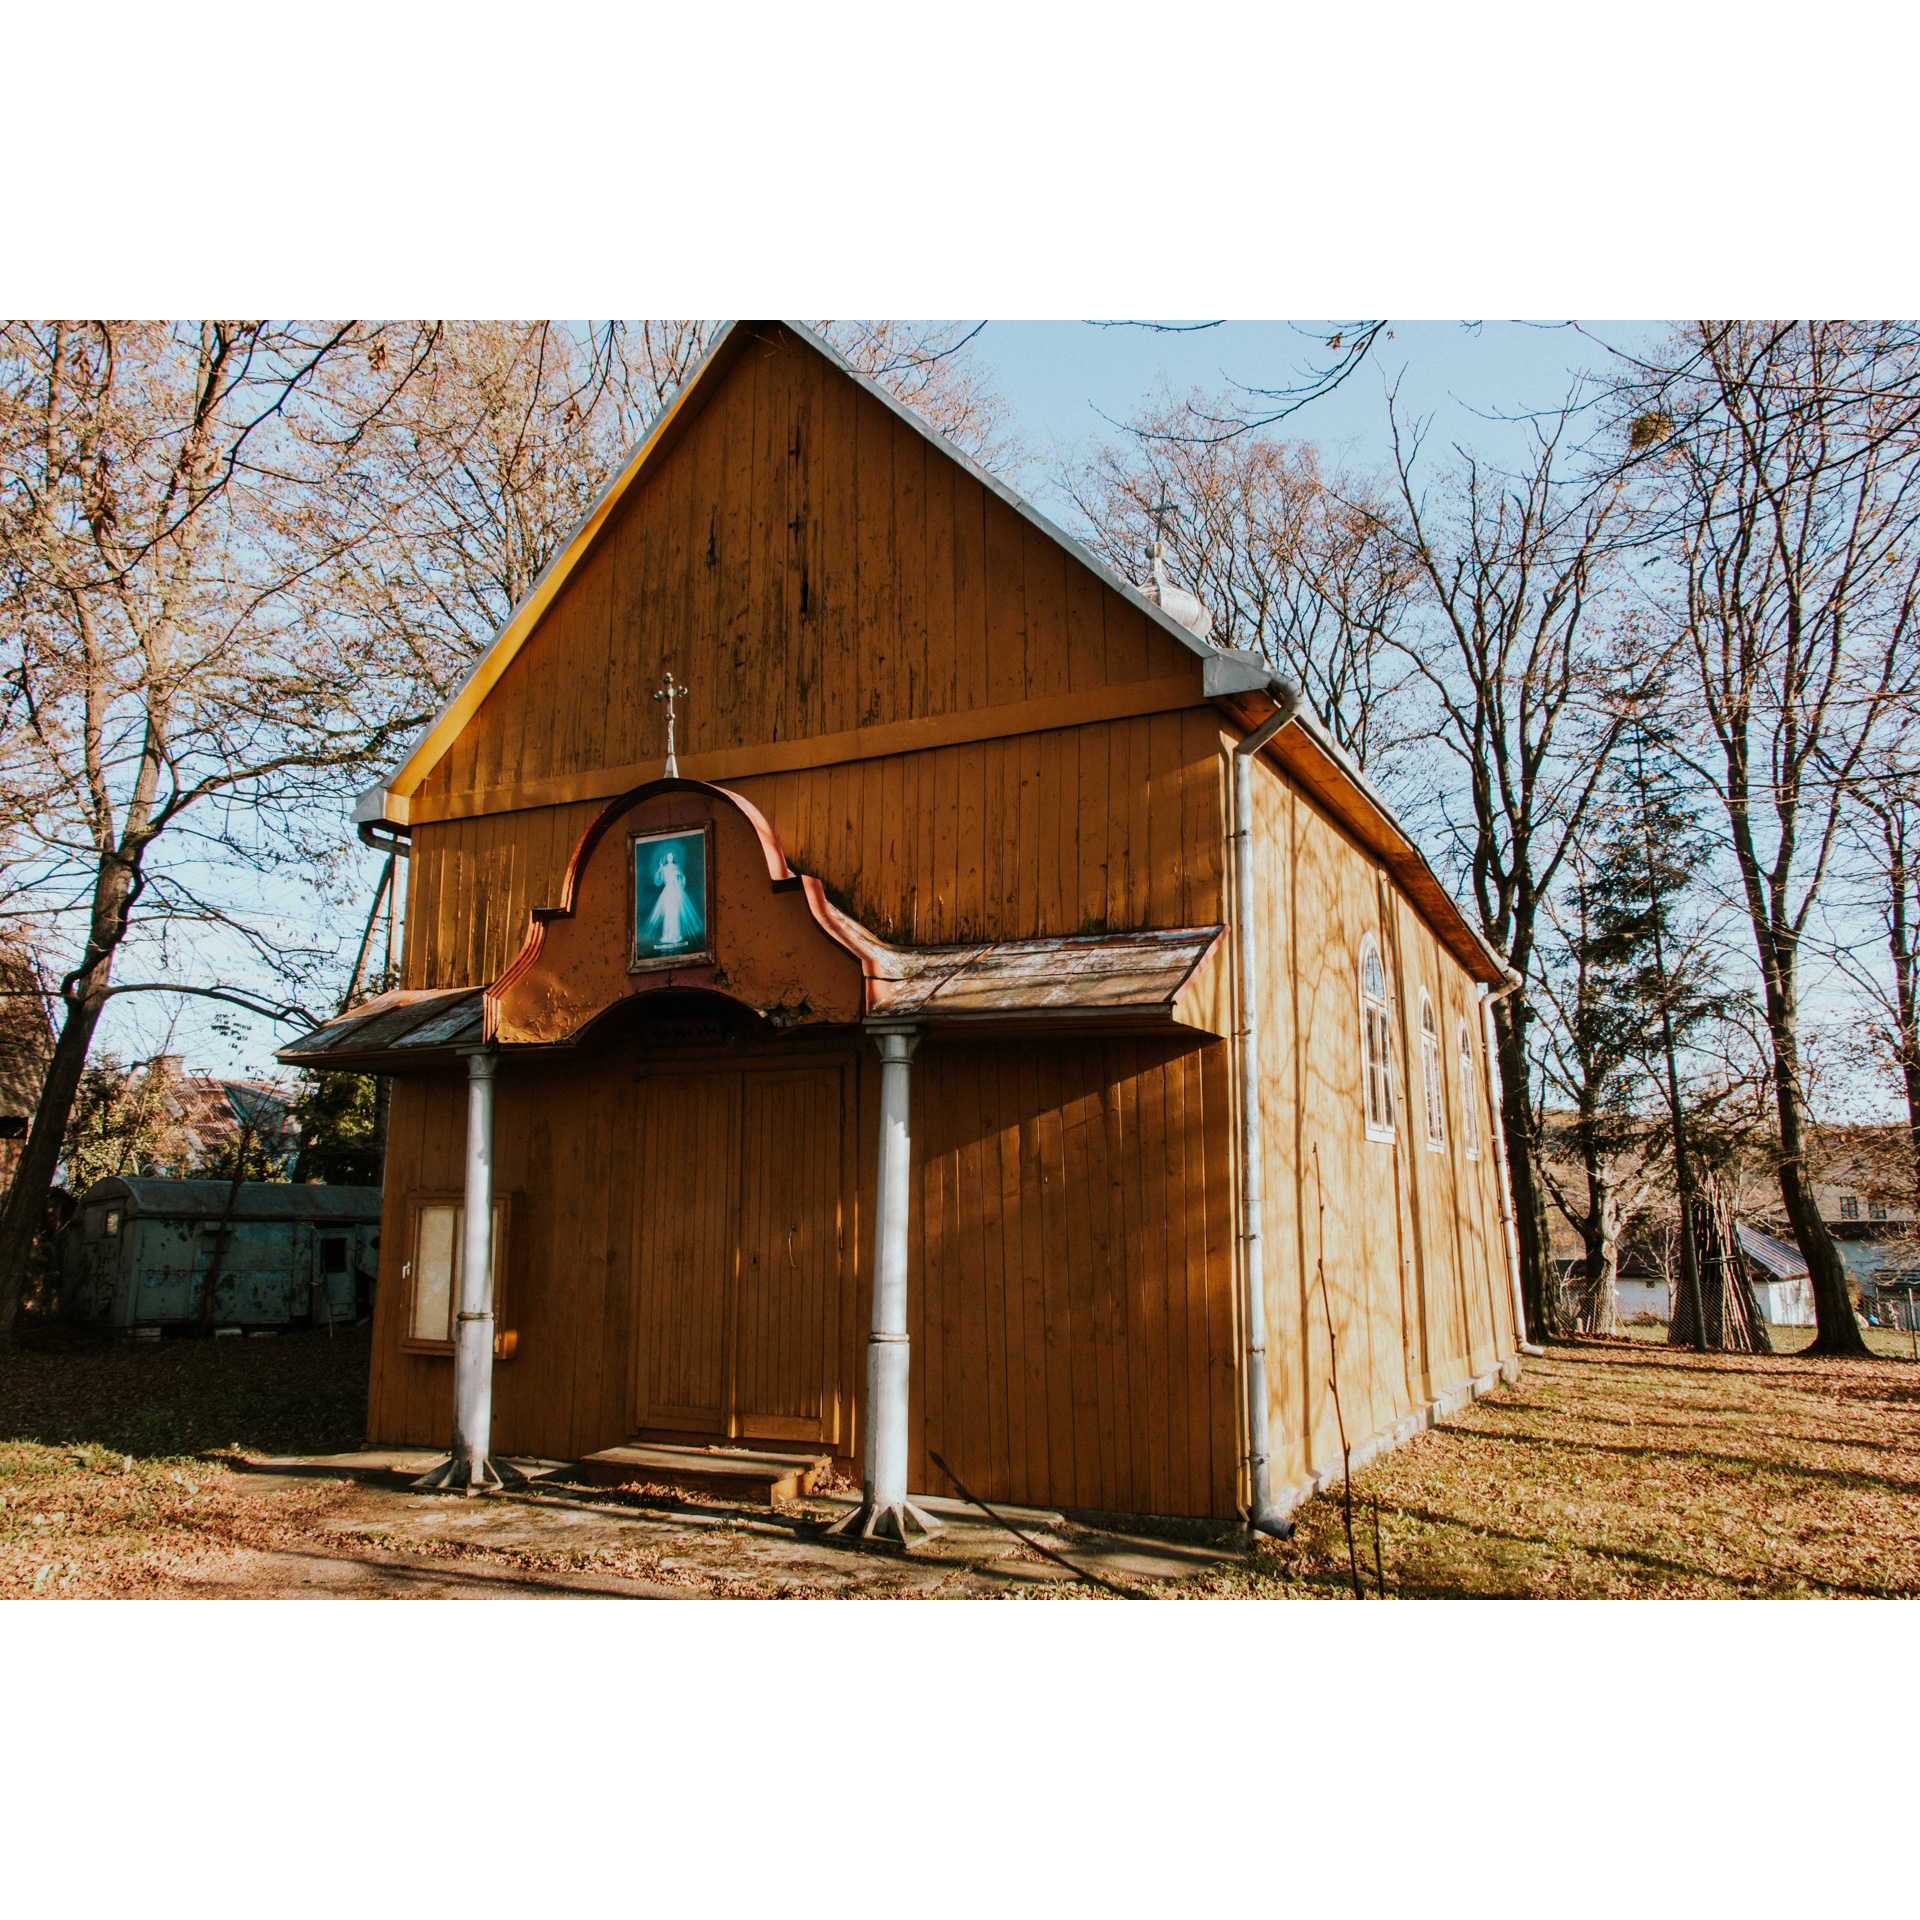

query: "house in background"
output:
1577 1222 1814 1327
1738 1223 1815 1326
1815 1147 1918 1310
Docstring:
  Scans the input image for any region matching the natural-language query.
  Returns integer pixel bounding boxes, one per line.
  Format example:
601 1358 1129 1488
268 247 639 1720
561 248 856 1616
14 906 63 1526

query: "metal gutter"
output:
1229 669 1304 1538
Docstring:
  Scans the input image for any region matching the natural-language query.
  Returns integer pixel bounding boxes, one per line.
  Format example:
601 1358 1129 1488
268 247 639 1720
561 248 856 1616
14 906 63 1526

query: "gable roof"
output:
357 319 1224 824
352 320 1515 989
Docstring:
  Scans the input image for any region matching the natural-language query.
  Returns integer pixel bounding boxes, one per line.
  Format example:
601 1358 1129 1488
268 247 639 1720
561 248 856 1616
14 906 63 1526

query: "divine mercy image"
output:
632 827 708 966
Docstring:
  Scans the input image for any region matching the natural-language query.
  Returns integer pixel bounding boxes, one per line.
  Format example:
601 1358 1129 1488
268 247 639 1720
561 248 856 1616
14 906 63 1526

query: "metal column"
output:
413 1047 522 1494
828 1021 941 1545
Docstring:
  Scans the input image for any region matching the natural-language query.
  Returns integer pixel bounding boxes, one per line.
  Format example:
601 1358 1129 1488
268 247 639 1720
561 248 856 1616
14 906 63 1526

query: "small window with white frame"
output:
1419 990 1446 1150
1359 935 1396 1141
402 1193 514 1357
1458 1018 1481 1160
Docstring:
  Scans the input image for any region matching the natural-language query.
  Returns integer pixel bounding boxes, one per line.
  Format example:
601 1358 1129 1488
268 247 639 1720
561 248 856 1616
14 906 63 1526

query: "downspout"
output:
1231 675 1304 1537
1480 977 1540 1357
355 796 410 1166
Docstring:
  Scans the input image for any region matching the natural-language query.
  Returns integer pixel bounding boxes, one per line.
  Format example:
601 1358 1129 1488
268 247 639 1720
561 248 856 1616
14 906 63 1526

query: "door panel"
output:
630 1073 739 1435
734 1067 844 1444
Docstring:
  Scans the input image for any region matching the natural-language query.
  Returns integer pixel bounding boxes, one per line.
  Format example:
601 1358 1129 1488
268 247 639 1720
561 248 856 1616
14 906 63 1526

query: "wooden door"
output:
629 1073 740 1436
733 1066 844 1445
626 1060 846 1447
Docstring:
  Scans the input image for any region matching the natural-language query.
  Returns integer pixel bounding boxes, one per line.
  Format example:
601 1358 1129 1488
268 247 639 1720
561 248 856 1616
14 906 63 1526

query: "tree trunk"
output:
1886 820 1920 1218
1768 992 1868 1356
1577 1223 1618 1334
0 991 108 1347
1764 949 1867 1356
1492 995 1569 1341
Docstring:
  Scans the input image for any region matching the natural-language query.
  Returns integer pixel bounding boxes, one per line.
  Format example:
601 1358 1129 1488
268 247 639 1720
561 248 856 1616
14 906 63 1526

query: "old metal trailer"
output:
60 1177 382 1333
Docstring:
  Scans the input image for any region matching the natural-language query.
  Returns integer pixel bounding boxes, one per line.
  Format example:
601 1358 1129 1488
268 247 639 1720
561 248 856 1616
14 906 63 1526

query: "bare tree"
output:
1382 389 1649 1341
1827 729 1920 1219
1619 321 1920 1355
0 320 440 1344
820 320 1021 473
1060 388 1421 772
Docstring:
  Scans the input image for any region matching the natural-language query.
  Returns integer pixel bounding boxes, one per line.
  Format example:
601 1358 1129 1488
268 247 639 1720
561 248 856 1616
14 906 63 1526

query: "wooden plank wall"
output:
410 325 1199 821
402 709 1229 986
1244 750 1517 1497
366 1028 1241 1519
909 1035 1239 1519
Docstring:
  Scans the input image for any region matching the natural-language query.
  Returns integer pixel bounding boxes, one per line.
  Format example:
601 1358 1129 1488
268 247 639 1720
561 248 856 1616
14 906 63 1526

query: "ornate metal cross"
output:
653 672 689 777
1148 491 1182 547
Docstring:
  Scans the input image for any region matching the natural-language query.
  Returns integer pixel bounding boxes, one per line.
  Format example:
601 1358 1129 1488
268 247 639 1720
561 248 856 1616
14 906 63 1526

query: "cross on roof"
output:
653 672 689 776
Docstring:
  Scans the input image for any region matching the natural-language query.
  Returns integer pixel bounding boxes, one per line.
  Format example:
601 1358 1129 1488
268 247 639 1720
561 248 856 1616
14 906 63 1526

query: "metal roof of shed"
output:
1739 1222 1810 1281
79 1177 383 1223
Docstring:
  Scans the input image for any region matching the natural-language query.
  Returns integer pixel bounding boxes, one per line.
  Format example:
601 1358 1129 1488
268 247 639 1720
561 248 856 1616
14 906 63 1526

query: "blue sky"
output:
979 318 1668 518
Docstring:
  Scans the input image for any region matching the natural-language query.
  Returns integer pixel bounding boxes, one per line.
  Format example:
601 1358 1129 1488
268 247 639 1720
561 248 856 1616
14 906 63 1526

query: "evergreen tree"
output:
1539 718 1742 1334
288 1072 382 1186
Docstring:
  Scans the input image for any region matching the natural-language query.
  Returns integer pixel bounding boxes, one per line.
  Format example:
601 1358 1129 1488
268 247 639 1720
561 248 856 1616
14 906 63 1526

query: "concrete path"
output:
149 1451 1242 1599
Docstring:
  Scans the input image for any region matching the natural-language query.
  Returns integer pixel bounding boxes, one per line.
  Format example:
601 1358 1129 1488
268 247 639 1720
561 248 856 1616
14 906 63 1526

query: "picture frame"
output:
629 821 715 972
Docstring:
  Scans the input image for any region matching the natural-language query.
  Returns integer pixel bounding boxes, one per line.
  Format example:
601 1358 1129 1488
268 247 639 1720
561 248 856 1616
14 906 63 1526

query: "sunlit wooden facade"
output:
292 321 1521 1522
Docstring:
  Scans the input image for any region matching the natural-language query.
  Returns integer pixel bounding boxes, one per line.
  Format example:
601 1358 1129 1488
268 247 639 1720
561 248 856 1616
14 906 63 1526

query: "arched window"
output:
1419 990 1446 1150
1359 936 1395 1140
1458 1018 1481 1160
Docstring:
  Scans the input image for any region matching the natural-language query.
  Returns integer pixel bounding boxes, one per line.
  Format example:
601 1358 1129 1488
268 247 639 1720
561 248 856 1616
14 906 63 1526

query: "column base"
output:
410 1452 527 1496
823 1496 945 1548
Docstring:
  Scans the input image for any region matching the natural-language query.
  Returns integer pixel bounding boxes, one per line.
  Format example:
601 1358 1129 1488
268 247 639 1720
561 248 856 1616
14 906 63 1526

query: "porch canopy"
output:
277 925 1226 1072
278 777 1227 1074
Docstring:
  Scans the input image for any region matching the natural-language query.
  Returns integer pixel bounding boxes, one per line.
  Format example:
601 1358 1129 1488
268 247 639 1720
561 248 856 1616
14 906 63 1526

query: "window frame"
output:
1358 934 1397 1144
400 1190 516 1359
1418 990 1446 1152
1457 1017 1481 1161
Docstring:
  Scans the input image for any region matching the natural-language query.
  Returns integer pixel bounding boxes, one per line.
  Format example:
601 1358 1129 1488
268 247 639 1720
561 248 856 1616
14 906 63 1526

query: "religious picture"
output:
630 825 712 970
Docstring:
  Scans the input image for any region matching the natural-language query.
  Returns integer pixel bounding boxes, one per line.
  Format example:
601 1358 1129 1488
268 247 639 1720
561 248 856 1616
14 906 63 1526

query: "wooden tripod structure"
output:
1668 1175 1773 1354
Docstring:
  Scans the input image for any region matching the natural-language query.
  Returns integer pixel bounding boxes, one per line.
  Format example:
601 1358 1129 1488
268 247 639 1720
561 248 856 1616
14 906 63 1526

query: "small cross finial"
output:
653 672 689 776
1148 492 1182 547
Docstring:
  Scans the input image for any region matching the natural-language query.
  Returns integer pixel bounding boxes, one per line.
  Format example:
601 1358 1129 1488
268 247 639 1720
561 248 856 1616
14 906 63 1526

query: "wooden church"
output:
283 319 1524 1536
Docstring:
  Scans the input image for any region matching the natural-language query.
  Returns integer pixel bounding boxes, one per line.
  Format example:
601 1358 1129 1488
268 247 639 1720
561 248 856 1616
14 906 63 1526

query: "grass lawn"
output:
6 1314 1917 1598
1193 1330 1920 1599
0 1320 372 1598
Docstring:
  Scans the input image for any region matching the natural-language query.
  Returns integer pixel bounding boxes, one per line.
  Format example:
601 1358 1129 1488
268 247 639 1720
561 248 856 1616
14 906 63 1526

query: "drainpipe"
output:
1479 978 1539 1357
1231 676 1304 1537
828 1021 942 1546
412 1047 522 1493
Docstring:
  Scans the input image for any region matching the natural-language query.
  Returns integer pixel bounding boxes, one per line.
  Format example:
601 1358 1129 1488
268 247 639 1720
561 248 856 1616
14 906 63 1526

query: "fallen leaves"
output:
1184 1335 1920 1600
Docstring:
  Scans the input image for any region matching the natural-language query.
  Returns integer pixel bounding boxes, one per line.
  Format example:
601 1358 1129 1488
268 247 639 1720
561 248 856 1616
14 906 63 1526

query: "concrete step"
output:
577 1444 832 1505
